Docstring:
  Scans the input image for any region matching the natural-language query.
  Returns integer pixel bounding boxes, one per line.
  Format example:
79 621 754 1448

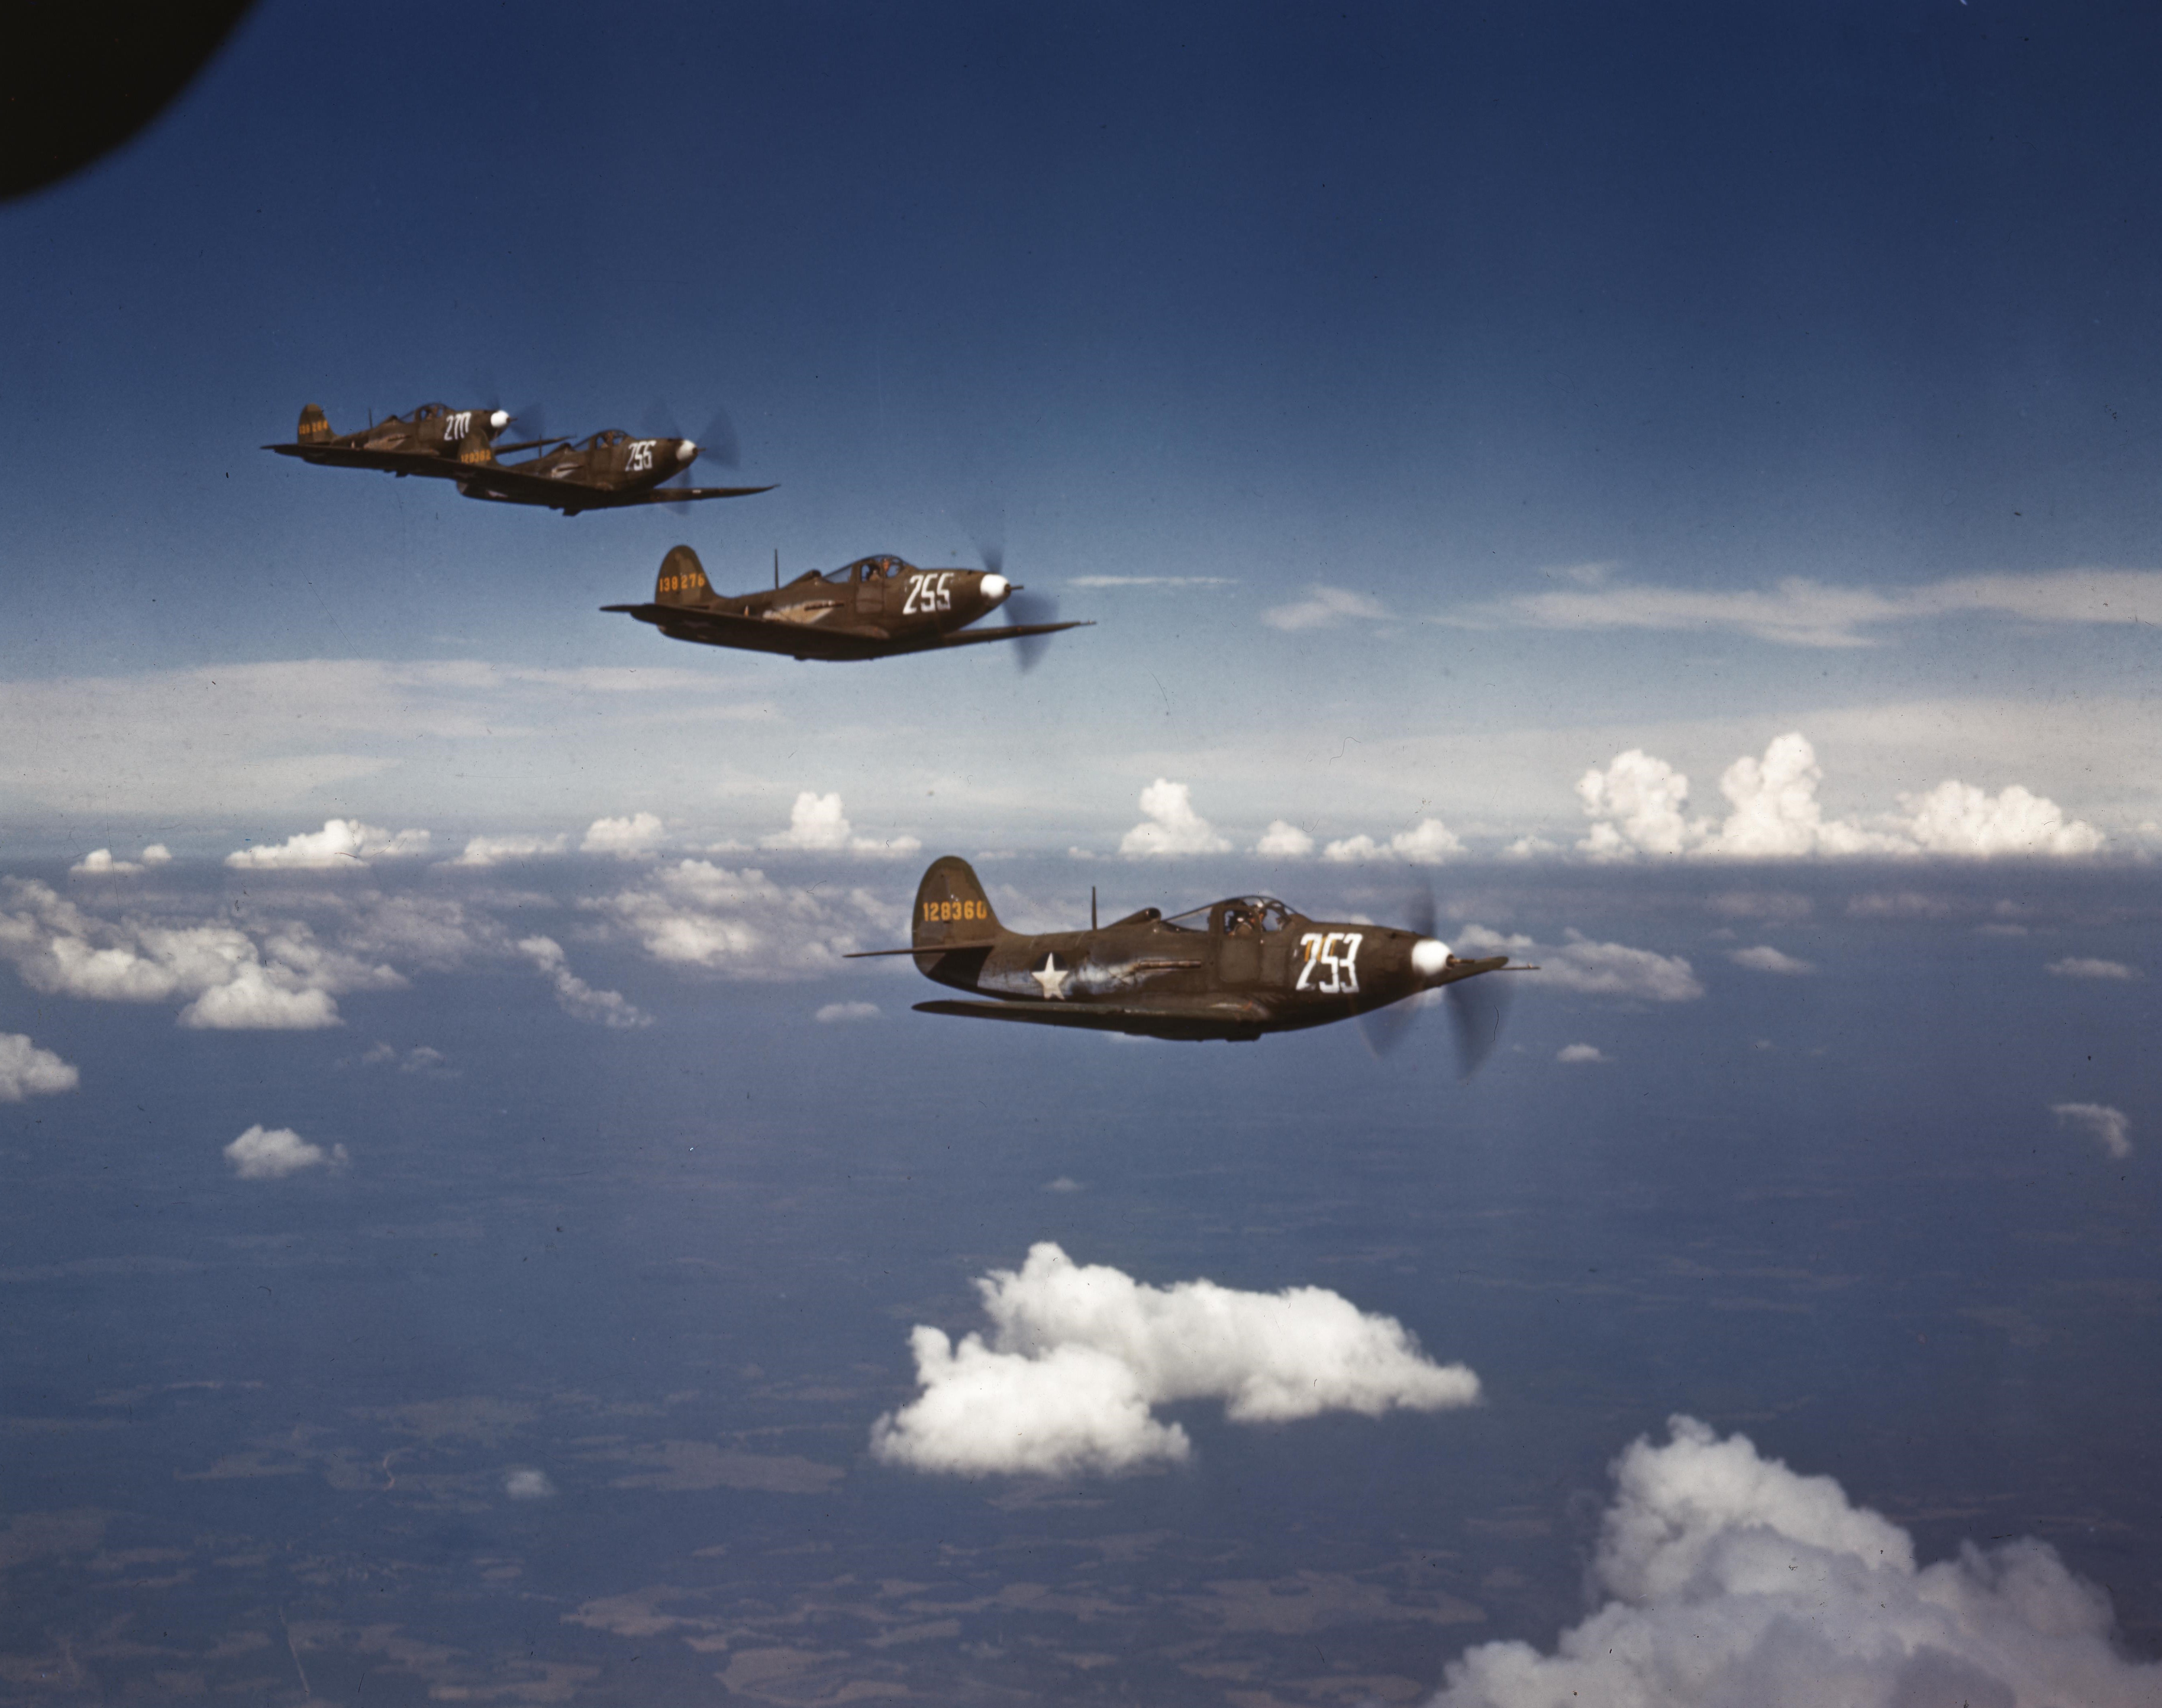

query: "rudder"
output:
656 545 716 607
912 856 1001 951
297 403 331 443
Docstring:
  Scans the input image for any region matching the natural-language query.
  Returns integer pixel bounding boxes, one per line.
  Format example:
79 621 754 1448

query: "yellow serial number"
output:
660 574 705 592
923 899 986 922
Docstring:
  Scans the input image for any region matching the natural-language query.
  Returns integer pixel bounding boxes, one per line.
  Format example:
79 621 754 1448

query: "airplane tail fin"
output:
296 403 331 443
456 426 495 465
912 856 1001 951
655 545 718 607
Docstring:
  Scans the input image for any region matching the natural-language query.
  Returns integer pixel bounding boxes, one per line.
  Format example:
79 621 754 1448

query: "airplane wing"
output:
914 620 1094 651
600 603 896 660
913 996 1274 1041
593 482 779 506
455 464 775 510
262 442 467 478
602 604 1091 661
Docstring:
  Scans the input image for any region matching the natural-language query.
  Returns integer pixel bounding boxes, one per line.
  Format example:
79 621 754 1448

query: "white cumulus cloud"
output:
590 861 889 979
2047 956 2140 980
1901 778 2106 856
1323 818 1464 866
762 791 921 858
70 847 167 876
449 832 570 867
1261 586 1388 631
1118 779 1231 857
0 879 402 1030
1253 820 1316 857
1577 733 2101 860
180 966 343 1030
225 819 431 869
516 936 649 1030
0 1034 80 1101
2052 1101 2132 1160
815 1001 881 1023
1730 945 1813 975
1458 924 1702 1002
582 812 666 857
1429 1414 2162 1708
1556 1043 1609 1064
870 1243 1480 1478
224 1124 346 1180
503 1468 555 1500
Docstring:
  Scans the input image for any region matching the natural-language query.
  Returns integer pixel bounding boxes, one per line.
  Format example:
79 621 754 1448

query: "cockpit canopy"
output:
1161 896 1296 934
584 430 630 450
825 557 910 584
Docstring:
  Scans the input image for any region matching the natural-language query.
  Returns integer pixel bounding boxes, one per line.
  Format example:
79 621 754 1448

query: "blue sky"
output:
4 9 2162 1699
4 1 2160 861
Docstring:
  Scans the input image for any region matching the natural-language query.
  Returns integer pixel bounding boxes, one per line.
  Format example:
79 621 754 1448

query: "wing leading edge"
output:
913 997 1274 1041
601 603 1092 661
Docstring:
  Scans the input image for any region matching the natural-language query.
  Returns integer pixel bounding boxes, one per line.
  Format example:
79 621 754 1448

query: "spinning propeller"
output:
645 401 745 510
973 534 1061 672
1358 886 1517 1078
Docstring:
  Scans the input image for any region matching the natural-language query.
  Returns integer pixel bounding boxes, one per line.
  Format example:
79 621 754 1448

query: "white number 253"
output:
1295 931 1362 994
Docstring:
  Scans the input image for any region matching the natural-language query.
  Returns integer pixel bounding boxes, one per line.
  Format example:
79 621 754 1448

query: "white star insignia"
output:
1031 954 1071 999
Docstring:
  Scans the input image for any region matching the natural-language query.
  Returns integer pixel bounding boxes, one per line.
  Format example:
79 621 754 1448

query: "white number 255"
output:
902 573 953 615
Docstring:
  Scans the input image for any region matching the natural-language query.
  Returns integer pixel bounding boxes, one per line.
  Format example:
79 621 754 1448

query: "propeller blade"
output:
646 403 743 474
510 400 549 446
1358 997 1419 1058
1444 974 1512 1080
693 407 741 470
1003 586 1059 672
1407 884 1436 943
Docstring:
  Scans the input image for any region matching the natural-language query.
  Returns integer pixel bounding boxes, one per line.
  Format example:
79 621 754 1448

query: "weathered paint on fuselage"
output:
264 401 517 476
604 546 1083 662
889 857 1507 1041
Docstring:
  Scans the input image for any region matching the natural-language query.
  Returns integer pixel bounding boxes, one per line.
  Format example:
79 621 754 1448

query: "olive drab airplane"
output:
263 402 550 478
603 545 1092 662
848 857 1536 1064
442 428 775 515
264 406 773 514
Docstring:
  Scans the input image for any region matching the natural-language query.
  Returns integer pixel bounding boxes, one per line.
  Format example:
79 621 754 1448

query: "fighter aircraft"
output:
847 856 1534 1062
603 545 1091 663
263 402 549 478
448 429 775 515
265 405 773 515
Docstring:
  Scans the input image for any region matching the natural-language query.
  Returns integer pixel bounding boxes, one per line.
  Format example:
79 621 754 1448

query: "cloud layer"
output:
1262 585 1388 631
591 861 889 978
1578 734 2102 859
1456 925 1703 1002
1430 1414 2162 1707
0 878 402 1030
871 1243 1479 1477
225 819 431 870
1448 566 2162 649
